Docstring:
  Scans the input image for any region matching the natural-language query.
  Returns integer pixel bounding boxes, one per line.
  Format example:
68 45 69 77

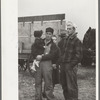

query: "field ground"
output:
19 66 96 100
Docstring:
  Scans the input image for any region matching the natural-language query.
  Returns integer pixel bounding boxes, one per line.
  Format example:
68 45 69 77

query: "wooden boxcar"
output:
18 14 66 71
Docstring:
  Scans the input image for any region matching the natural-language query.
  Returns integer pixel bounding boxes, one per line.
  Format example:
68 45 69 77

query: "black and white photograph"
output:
1 0 98 100
18 0 97 100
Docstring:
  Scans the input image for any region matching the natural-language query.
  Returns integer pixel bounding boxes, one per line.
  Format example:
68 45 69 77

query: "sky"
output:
18 0 97 40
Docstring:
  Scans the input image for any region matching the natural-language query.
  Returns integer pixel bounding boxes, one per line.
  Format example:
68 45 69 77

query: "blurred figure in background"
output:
52 35 58 44
52 35 60 87
57 29 67 84
58 29 67 62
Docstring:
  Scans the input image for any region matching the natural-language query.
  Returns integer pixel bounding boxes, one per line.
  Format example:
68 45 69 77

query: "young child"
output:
31 30 45 71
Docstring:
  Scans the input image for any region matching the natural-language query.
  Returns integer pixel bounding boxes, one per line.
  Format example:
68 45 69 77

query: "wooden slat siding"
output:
29 23 31 43
18 14 65 22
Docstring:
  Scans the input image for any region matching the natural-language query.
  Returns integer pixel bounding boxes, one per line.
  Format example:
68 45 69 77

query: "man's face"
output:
67 25 75 36
45 32 53 40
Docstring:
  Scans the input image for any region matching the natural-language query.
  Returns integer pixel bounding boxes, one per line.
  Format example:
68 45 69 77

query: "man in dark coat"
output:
34 27 59 100
60 21 82 100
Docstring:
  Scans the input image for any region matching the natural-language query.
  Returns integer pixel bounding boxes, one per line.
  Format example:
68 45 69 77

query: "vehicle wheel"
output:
18 60 28 72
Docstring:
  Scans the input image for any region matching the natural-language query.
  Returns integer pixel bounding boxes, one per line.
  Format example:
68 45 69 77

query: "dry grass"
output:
19 66 96 100
77 66 96 100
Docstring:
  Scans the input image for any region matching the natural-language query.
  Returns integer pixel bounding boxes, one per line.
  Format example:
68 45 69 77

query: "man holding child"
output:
31 27 59 100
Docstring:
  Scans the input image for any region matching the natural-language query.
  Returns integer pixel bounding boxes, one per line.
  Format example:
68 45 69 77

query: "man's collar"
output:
68 32 78 39
44 39 53 46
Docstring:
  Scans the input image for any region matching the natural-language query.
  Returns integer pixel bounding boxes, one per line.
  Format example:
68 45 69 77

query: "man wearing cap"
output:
35 27 59 100
60 22 82 100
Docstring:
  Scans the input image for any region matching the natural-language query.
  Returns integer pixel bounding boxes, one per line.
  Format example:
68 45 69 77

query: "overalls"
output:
34 42 56 100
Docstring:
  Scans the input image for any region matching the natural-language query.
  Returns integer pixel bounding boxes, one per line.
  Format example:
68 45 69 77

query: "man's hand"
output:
36 55 42 61
52 64 57 69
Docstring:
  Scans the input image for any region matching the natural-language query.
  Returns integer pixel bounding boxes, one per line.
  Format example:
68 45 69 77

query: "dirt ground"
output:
19 66 96 100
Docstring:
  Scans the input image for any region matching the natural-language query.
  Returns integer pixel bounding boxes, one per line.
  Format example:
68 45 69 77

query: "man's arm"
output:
42 44 58 61
71 39 83 67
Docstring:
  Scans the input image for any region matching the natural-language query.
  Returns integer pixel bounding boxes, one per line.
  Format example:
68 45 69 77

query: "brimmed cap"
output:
46 27 54 34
